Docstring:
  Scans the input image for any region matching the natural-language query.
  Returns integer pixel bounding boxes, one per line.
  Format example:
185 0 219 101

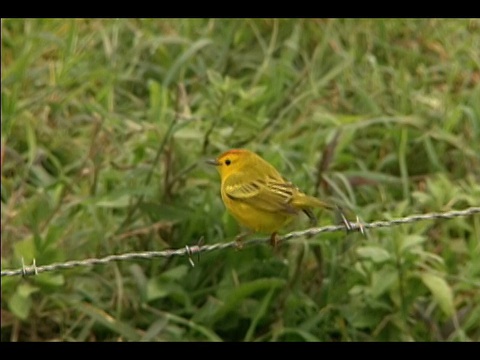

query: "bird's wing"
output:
223 173 298 214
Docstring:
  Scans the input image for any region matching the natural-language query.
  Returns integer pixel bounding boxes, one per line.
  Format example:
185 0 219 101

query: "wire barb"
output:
336 205 365 234
196 236 204 264
2 206 479 278
185 245 195 268
21 258 38 277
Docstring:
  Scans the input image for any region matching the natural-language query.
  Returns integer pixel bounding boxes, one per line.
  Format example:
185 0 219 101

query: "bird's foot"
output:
234 233 247 250
270 232 280 248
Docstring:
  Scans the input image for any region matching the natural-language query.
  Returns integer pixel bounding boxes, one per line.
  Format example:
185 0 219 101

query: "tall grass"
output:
1 18 479 341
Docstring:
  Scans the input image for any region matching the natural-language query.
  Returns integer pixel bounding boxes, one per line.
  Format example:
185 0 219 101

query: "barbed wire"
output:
2 206 479 278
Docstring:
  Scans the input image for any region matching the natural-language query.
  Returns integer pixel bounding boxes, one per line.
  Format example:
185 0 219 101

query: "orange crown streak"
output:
218 149 247 159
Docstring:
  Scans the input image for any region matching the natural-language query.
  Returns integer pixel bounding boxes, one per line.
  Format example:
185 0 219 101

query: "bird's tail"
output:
292 193 335 211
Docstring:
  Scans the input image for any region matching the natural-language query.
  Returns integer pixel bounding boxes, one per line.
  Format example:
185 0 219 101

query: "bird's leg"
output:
234 231 251 250
270 232 280 248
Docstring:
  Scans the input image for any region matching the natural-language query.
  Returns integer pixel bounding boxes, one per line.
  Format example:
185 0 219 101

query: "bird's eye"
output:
225 159 231 166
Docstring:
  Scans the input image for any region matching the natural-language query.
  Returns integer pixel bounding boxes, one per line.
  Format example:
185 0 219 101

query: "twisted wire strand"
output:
2 206 479 277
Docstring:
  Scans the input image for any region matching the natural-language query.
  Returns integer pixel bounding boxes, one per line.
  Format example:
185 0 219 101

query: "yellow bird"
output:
207 149 335 244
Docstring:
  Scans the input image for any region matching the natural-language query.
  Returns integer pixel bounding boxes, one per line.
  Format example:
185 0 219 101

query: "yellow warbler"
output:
207 149 334 241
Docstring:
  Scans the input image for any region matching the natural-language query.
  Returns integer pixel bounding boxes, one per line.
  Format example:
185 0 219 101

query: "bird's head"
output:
206 149 253 179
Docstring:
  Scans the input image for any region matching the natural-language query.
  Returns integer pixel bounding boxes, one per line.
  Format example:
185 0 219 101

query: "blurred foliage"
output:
1 18 479 341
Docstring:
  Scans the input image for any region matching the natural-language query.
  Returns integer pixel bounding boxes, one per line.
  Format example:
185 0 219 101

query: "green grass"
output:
2 18 480 341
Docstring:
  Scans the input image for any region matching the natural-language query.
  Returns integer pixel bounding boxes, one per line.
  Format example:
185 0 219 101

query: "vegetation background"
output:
1 18 479 341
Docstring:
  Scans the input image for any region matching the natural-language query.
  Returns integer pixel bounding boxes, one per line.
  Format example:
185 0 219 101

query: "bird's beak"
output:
206 158 221 166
